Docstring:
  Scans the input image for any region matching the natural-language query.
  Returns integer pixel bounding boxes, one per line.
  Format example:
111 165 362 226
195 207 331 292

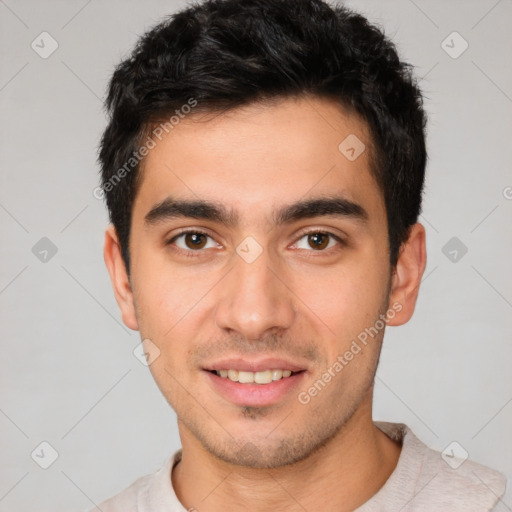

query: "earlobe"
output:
103 224 139 331
386 223 427 327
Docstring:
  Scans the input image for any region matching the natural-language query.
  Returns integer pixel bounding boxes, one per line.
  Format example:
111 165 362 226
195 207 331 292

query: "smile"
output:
213 369 298 384
205 369 307 407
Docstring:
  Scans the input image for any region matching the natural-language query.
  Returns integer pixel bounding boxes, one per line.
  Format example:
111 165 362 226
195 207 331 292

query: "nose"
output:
214 247 296 341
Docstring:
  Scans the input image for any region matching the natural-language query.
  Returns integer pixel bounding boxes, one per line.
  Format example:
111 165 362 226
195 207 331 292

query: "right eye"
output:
167 230 220 254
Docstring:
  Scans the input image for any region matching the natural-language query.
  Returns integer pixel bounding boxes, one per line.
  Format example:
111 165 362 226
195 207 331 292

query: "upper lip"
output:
204 357 307 373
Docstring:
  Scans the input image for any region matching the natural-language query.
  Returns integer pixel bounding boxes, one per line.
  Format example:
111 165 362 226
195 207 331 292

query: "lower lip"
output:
204 370 306 407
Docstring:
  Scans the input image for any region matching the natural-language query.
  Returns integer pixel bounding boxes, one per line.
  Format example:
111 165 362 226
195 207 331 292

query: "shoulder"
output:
86 451 181 512
420 442 508 510
376 422 508 511
87 472 152 512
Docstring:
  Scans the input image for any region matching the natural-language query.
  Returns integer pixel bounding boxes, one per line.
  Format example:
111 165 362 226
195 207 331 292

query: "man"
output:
94 0 507 510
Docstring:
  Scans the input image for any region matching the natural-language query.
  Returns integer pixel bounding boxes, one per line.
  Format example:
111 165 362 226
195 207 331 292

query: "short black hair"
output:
98 0 427 276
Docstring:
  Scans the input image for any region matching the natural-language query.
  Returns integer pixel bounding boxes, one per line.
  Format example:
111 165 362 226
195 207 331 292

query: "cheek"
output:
132 255 210 335
292 255 387 342
132 265 217 386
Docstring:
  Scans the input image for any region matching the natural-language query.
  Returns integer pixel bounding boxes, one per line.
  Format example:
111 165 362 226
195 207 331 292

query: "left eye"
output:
294 232 342 251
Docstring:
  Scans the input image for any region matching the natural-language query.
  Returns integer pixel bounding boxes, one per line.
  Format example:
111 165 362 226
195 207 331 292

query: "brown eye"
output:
294 231 343 252
307 233 329 250
169 231 217 252
184 233 207 250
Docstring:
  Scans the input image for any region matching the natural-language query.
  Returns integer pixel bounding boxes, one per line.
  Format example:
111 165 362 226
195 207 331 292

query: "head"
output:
101 0 427 468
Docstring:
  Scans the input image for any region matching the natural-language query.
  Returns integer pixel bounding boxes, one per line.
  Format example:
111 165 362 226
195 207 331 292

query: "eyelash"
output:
166 229 345 258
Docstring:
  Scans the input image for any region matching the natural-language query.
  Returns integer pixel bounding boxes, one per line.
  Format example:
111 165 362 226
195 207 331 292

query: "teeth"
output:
272 369 283 380
238 371 254 383
214 369 297 384
255 370 272 383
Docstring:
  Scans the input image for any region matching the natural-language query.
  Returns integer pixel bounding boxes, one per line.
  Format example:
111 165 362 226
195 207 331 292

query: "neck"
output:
171 392 401 512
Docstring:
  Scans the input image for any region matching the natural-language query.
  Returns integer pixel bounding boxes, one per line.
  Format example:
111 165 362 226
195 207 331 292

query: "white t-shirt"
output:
89 422 508 511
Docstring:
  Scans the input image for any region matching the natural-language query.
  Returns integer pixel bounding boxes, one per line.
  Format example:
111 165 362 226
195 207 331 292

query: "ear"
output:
386 223 427 326
103 224 139 331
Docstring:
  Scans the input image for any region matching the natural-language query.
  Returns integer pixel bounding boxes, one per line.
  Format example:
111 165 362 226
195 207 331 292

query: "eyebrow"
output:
144 195 369 228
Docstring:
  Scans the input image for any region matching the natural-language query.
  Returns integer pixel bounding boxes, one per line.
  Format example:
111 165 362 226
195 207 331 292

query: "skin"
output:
104 95 426 511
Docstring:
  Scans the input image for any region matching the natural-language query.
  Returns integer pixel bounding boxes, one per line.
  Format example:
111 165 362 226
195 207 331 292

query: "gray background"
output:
0 0 511 510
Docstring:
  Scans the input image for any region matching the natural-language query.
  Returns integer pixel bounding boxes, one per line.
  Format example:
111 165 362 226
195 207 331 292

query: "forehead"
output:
133 96 384 228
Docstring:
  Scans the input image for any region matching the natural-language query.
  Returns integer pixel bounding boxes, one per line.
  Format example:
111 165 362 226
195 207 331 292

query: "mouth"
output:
203 364 307 407
207 368 304 384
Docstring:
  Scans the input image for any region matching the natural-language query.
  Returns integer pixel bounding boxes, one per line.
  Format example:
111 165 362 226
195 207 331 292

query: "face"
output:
105 96 424 469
